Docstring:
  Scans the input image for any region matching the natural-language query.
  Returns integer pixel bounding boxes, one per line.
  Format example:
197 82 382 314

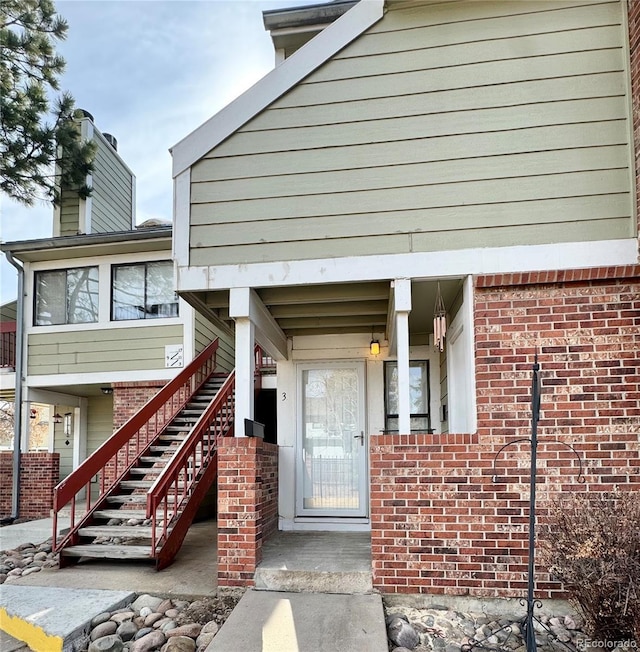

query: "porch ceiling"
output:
185 277 463 341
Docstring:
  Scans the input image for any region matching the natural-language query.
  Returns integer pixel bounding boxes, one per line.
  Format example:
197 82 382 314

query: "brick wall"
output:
629 0 639 233
0 452 60 519
111 381 167 430
371 267 640 597
217 437 279 587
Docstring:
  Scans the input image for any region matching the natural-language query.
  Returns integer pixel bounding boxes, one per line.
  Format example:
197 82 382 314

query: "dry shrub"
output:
540 491 640 644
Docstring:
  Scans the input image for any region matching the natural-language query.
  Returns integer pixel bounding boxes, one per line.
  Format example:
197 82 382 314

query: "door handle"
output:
354 431 364 446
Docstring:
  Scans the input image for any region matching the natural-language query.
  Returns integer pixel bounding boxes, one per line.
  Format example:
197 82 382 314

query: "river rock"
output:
139 607 153 619
111 611 136 624
91 621 118 640
131 630 166 652
117 621 139 641
144 612 163 627
157 599 173 614
388 617 420 650
166 623 202 638
88 634 124 652
131 594 164 612
201 621 219 635
21 566 41 576
161 637 196 652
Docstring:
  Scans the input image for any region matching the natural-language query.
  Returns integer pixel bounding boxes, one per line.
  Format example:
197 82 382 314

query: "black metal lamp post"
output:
463 355 584 652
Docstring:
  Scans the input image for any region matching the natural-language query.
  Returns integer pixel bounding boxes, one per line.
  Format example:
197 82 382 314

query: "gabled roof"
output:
170 0 384 178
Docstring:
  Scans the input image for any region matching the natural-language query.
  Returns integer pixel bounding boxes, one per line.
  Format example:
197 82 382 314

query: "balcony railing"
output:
0 322 16 369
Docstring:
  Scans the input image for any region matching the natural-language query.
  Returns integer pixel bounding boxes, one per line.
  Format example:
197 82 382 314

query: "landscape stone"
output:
157 599 173 614
164 608 179 619
165 623 202 638
139 607 153 618
88 634 124 652
130 630 166 652
91 621 118 640
134 627 154 640
21 566 41 575
117 621 139 641
111 611 136 624
388 617 420 649
161 636 196 652
131 594 164 612
195 632 216 650
144 612 163 627
200 621 219 635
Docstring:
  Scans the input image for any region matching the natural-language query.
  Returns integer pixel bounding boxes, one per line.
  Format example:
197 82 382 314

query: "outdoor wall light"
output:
370 339 381 355
53 413 62 424
101 387 113 395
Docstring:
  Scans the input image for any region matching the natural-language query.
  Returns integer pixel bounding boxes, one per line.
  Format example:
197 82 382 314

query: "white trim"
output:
233 316 255 437
26 316 183 336
26 388 83 407
463 275 477 434
176 239 639 292
80 118 94 234
229 288 288 361
172 169 191 268
26 368 175 388
72 401 87 470
171 0 385 177
28 249 172 272
621 1 639 236
182 299 195 364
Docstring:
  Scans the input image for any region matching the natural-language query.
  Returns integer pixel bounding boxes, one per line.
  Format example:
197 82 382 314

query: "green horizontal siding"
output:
189 0 634 265
27 325 183 375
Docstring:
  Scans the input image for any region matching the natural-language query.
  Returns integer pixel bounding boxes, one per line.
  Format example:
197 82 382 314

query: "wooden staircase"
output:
52 340 236 569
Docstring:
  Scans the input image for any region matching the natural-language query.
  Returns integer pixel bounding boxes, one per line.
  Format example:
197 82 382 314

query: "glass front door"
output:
297 362 367 517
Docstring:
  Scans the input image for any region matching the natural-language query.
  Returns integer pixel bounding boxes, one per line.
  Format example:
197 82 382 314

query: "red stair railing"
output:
0 322 16 369
52 339 221 552
147 371 235 568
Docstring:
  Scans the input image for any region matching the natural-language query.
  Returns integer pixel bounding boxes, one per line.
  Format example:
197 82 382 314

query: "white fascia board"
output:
173 169 190 268
26 368 176 389
170 0 385 177
26 388 84 407
176 238 639 292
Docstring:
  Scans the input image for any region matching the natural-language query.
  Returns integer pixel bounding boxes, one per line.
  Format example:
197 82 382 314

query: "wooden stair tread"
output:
107 495 177 504
94 509 148 519
61 544 153 559
78 525 165 538
119 480 153 489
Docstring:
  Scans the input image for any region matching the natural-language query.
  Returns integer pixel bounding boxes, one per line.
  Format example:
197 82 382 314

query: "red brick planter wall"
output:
217 437 279 587
371 268 640 598
0 452 60 519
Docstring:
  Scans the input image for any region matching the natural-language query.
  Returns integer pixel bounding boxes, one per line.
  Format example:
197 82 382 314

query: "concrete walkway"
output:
0 516 69 553
1 518 218 597
207 589 387 652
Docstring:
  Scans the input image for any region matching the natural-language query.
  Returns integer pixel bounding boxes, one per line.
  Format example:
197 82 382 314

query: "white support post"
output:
72 399 88 469
393 279 412 435
234 317 255 438
230 288 256 438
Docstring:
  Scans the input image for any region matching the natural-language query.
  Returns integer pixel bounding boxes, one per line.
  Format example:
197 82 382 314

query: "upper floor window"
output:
34 267 99 325
112 261 178 321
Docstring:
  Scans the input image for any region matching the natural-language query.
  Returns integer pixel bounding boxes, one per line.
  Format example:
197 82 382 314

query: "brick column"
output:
217 437 278 587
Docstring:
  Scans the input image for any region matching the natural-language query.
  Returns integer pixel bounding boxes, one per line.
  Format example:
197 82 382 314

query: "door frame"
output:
295 360 369 519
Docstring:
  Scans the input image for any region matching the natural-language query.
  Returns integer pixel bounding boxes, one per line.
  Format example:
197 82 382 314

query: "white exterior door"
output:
296 362 368 518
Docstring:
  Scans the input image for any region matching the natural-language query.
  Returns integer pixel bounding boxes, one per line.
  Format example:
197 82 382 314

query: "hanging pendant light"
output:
433 282 447 352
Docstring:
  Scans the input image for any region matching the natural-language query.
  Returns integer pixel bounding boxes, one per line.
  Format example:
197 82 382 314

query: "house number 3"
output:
282 392 287 401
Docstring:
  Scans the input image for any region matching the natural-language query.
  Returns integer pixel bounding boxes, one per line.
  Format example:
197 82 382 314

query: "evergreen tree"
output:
0 0 95 206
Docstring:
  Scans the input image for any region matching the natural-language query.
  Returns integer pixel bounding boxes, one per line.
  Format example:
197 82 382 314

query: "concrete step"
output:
207 590 386 652
0 586 134 652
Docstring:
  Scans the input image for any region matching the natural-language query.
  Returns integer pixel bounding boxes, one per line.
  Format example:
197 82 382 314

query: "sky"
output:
0 0 317 304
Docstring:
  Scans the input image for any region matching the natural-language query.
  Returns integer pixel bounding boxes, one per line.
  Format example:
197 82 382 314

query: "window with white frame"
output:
34 267 99 325
111 261 178 321
384 360 432 433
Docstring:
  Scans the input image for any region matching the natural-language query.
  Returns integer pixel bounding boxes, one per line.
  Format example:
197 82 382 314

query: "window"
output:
112 261 178 321
384 360 432 433
35 267 99 325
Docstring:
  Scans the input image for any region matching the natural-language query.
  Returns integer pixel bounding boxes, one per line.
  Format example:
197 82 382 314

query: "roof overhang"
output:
1 227 172 263
170 0 385 177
